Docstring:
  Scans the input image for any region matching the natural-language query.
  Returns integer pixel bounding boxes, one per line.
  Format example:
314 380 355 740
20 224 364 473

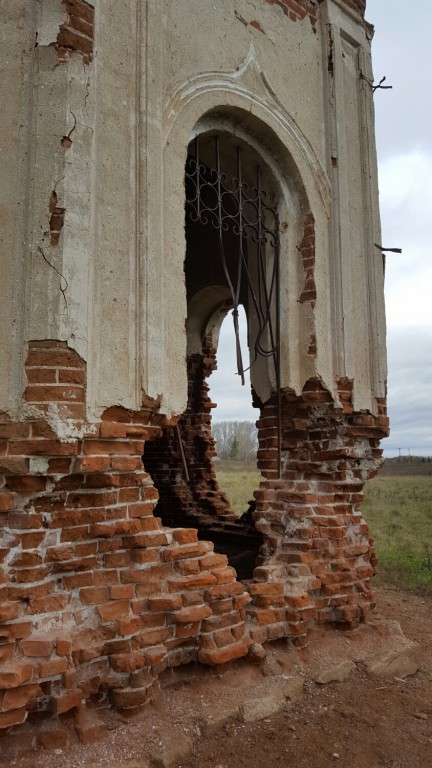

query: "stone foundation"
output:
0 339 388 732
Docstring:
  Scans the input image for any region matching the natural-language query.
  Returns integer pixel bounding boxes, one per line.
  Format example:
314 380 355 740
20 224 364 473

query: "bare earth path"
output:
1 587 431 768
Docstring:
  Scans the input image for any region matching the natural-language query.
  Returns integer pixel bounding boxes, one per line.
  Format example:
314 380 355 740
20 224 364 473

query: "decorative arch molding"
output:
163 44 331 219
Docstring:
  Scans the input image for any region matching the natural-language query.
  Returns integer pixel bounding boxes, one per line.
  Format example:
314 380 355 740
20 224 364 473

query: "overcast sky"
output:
211 0 432 458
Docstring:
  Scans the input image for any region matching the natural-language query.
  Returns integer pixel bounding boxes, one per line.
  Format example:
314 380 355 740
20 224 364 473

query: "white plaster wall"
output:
0 0 387 422
87 1 140 415
0 1 35 415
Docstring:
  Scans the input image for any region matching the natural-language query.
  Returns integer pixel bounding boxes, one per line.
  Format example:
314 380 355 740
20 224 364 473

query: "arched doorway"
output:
144 131 283 580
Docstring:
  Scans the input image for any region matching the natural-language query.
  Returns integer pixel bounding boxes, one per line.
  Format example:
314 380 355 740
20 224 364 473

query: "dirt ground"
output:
1 587 431 768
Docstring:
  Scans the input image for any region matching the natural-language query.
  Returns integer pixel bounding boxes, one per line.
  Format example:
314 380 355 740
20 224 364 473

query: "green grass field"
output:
215 463 432 593
362 475 432 592
216 461 261 516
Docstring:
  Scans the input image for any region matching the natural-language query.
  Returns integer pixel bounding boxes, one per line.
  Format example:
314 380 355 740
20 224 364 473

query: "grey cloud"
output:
384 327 432 455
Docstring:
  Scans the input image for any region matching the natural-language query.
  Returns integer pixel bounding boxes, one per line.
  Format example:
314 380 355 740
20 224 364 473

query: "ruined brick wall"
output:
0 342 250 732
144 338 234 528
250 379 388 644
0 339 388 732
257 0 366 28
56 0 95 63
1 0 386 741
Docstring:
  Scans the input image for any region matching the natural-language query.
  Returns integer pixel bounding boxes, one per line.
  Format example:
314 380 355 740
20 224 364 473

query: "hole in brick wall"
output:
142 326 264 580
210 307 260 505
142 131 285 580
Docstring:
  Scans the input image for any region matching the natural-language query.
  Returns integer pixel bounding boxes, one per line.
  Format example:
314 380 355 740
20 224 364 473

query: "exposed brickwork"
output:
250 379 388 644
340 0 366 17
144 336 263 580
145 338 388 649
264 0 318 30
298 212 317 304
261 0 366 30
0 341 250 732
267 0 366 18
145 338 237 527
48 191 66 248
0 338 388 732
56 0 94 64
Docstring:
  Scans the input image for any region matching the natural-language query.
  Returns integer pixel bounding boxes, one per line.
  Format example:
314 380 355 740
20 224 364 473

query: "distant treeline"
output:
212 421 258 462
386 455 432 463
380 457 432 477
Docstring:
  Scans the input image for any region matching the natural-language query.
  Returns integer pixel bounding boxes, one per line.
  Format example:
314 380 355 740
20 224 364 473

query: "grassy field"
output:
216 461 261 516
362 475 432 592
215 463 432 593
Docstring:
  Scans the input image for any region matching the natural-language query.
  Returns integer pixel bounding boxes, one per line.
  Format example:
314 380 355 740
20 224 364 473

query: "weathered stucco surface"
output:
0 0 389 740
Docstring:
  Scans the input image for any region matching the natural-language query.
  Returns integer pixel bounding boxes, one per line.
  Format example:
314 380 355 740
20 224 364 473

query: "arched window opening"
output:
144 131 283 580
210 307 260 515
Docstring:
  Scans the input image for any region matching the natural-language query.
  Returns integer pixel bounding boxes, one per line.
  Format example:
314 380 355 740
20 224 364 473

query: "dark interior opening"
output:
142 132 283 580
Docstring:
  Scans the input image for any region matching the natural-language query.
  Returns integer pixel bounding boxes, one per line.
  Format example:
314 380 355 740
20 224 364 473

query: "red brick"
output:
3 683 42 710
109 684 154 709
75 716 107 745
172 528 199 544
76 456 111 473
14 565 50 583
48 688 82 714
26 346 85 368
128 502 155 517
7 475 46 492
56 639 72 656
51 555 98 573
136 627 173 647
163 542 211 562
172 604 212 624
198 639 249 666
0 643 14 663
104 552 132 568
8 439 79 456
100 422 127 439
79 586 109 604
97 601 130 622
199 553 228 570
83 440 142 455
0 663 33 689
38 657 68 677
110 584 135 600
63 0 95 26
111 456 143 471
0 422 30 438
174 621 200 639
11 551 42 567
93 569 120 585
0 601 20 622
45 544 75 562
248 582 284 598
58 368 85 384
63 572 93 589
148 594 182 612
144 646 166 666
118 617 140 636
0 492 13 512
0 707 27 728
168 573 218 591
119 488 141 502
0 457 30 474
28 594 69 614
25 384 85 403
20 639 54 657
